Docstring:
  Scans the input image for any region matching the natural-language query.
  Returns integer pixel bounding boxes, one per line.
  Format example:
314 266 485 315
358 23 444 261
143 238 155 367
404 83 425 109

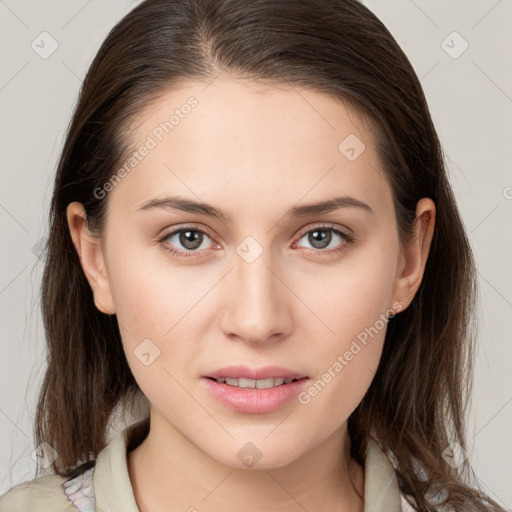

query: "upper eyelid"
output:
160 223 215 241
160 222 350 245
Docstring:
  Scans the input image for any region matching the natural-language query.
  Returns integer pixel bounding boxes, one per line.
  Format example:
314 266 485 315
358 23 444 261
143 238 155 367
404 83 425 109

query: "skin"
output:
67 76 435 512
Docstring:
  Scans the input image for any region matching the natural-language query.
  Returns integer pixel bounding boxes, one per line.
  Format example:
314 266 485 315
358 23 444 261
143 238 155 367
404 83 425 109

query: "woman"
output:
0 0 505 510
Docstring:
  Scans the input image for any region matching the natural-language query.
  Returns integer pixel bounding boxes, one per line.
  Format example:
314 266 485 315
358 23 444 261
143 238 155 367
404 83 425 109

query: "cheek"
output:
107 256 194 414
103 234 174 364
104 237 211 390
300 336 384 430
294 240 397 414
105 229 184 331
298 236 398 342
297 287 389 428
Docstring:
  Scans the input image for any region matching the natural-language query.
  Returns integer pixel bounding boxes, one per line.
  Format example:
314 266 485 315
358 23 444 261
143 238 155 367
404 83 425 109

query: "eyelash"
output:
157 223 355 259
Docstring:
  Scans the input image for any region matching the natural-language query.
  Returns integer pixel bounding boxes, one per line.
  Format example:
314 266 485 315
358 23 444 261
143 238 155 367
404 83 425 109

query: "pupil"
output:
310 229 330 249
180 230 202 250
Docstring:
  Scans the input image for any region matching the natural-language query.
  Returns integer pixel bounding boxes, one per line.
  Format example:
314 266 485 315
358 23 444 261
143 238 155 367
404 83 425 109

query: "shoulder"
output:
0 473 77 512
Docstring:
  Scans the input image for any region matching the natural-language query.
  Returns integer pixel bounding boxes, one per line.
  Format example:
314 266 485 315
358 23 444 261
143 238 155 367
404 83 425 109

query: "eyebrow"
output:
136 194 375 222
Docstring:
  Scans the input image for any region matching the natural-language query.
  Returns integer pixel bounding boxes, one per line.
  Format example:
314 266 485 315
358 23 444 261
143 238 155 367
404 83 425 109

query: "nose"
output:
220 241 293 345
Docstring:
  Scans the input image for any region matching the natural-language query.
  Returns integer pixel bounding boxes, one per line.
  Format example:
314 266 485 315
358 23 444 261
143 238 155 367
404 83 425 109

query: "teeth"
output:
217 377 297 388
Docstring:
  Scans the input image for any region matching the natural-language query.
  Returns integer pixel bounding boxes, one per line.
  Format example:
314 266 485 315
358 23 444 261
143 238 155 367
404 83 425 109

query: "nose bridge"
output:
223 234 291 342
235 233 280 308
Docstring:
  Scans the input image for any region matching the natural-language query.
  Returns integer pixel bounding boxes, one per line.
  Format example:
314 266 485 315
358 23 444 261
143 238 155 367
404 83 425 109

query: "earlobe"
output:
391 198 436 313
66 202 116 315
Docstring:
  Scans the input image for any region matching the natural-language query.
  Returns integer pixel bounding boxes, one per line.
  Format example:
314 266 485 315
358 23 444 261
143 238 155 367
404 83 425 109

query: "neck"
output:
127 409 365 512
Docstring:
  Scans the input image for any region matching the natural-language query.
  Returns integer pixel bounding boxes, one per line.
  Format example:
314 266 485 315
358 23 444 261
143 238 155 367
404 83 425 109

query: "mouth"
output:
205 376 308 389
203 365 309 389
201 373 311 414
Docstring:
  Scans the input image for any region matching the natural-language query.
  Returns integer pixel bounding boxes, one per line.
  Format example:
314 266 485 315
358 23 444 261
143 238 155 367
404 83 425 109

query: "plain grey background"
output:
0 0 511 507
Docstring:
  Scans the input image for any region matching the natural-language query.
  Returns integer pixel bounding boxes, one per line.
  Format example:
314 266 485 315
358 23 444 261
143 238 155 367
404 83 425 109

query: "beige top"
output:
0 418 408 511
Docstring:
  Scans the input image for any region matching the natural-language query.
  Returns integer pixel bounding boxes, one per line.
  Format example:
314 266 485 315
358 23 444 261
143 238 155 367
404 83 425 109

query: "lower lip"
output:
201 377 310 414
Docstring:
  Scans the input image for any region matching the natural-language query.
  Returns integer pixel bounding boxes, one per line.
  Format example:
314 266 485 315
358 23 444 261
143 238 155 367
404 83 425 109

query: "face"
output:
69 77 432 470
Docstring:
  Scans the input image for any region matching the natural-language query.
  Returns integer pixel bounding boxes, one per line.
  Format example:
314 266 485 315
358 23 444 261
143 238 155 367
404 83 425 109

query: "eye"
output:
158 225 215 258
293 223 354 256
158 223 354 259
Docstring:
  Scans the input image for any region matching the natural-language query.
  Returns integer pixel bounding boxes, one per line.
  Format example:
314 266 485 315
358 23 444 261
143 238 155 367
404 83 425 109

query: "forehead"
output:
132 77 377 148
107 77 391 219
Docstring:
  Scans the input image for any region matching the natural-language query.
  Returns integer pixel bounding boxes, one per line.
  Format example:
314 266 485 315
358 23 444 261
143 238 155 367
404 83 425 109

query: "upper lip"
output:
204 365 308 380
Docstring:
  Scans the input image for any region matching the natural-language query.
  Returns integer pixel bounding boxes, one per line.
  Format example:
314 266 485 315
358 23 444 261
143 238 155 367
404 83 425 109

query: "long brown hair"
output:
33 0 504 510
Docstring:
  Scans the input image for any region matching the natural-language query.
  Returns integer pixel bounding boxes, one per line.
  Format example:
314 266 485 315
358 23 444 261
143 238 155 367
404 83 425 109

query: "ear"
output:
66 201 116 315
391 198 436 313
